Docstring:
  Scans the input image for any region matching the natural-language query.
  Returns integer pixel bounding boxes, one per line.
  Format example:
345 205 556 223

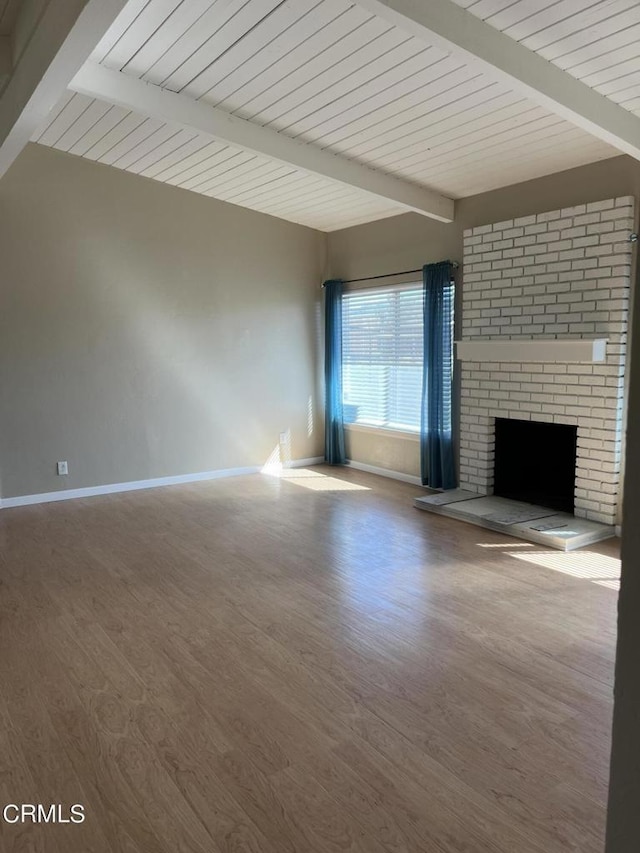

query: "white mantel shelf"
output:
455 338 608 363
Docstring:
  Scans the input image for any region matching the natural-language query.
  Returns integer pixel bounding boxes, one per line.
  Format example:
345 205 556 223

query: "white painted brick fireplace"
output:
459 196 634 526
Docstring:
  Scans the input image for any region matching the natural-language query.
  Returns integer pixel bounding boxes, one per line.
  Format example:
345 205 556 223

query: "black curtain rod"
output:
324 262 459 286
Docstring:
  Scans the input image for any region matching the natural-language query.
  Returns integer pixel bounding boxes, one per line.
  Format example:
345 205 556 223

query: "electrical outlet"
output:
57 461 68 476
279 432 287 444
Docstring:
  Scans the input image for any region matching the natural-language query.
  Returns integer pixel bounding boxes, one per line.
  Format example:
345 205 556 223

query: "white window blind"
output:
438 283 455 438
342 284 424 432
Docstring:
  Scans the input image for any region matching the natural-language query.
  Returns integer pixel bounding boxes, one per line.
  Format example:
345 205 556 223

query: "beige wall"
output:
329 154 640 479
0 144 327 498
343 427 421 480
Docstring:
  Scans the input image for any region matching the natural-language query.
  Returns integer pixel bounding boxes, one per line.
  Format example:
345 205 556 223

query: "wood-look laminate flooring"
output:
0 465 619 853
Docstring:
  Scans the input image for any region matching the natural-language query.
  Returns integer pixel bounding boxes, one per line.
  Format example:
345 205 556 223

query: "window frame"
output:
341 281 424 436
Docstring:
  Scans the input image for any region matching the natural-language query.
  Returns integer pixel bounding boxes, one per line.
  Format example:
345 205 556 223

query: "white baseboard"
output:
290 457 325 468
0 456 325 509
346 459 423 487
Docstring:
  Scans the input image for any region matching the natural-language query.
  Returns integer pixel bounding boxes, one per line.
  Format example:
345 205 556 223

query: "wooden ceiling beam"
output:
70 61 455 223
0 0 127 178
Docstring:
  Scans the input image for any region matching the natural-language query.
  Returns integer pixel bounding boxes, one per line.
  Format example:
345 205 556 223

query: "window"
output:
342 284 424 433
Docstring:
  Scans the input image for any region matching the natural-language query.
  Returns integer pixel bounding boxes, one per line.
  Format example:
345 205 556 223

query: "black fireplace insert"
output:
493 417 577 514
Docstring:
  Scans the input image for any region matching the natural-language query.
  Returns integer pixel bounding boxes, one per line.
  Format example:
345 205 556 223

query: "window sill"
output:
344 423 420 442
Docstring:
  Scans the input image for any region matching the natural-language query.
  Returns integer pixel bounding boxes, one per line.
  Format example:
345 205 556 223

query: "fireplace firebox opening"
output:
493 418 578 514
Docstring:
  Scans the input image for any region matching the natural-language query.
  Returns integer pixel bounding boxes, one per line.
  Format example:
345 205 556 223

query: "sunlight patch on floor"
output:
509 550 621 590
264 467 370 491
477 542 535 549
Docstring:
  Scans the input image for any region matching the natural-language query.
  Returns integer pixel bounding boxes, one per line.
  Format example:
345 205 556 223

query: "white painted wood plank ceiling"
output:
32 90 405 230
454 0 640 116
31 0 631 231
